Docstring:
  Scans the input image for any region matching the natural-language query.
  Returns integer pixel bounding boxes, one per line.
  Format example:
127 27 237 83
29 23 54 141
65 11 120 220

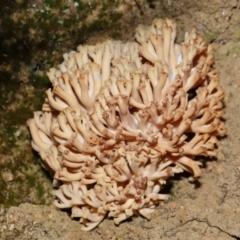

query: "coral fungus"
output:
27 19 226 231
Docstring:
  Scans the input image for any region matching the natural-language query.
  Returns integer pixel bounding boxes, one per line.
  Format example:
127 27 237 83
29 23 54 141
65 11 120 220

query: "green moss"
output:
75 1 92 21
1 16 15 33
231 42 240 54
109 30 122 39
1 146 11 155
0 71 20 106
231 25 240 42
28 72 50 88
0 0 157 208
203 31 218 43
36 183 45 197
26 174 37 187
7 108 31 126
45 0 58 8
18 0 29 8
7 190 16 205
0 126 18 156
109 12 123 22
5 125 18 145
21 162 30 172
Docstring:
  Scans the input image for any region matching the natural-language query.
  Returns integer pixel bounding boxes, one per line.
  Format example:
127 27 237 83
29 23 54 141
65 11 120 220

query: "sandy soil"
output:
1 0 240 239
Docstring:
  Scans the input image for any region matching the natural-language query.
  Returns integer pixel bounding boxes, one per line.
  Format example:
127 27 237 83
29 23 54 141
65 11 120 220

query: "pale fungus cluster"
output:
27 19 226 231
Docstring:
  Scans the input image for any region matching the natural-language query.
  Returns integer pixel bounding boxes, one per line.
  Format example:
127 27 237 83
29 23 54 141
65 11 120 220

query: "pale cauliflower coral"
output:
27 19 226 231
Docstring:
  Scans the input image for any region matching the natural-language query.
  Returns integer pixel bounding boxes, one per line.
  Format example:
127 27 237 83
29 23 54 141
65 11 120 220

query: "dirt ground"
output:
1 0 240 239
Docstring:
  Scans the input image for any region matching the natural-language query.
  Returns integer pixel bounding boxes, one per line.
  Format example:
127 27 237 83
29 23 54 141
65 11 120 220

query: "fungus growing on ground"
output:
27 19 226 231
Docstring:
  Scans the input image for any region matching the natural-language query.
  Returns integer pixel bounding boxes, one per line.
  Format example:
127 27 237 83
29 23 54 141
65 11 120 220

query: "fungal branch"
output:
27 18 226 231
